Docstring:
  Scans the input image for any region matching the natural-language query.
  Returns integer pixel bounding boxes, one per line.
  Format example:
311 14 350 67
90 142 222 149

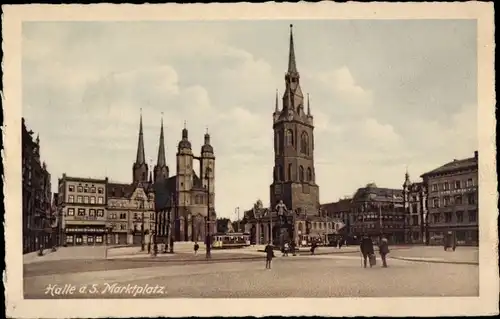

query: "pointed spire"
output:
288 24 298 74
275 89 279 112
135 108 146 164
307 93 311 115
182 120 188 139
204 126 210 145
156 113 166 167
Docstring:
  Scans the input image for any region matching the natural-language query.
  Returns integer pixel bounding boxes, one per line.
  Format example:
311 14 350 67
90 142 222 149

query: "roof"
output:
352 185 403 203
108 182 136 198
320 198 352 213
421 155 478 178
61 174 107 184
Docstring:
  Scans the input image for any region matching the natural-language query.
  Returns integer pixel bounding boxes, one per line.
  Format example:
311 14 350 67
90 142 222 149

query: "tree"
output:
216 218 230 233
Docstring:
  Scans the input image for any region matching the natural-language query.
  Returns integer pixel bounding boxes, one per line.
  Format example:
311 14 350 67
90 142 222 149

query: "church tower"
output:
176 123 194 209
200 129 215 218
154 114 169 183
270 25 319 215
132 110 149 184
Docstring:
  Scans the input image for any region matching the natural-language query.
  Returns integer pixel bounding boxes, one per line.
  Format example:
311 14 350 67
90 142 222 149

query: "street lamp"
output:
104 224 114 259
205 166 212 259
139 197 145 251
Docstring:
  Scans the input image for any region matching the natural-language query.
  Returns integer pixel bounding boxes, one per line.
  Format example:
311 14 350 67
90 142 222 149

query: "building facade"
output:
402 171 428 244
58 175 109 246
243 25 336 246
350 183 406 244
321 198 352 234
22 118 52 254
58 113 217 246
421 151 478 246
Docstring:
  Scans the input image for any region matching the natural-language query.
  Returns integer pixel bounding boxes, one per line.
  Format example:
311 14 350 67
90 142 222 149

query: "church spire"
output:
288 24 298 74
156 113 166 167
135 108 146 165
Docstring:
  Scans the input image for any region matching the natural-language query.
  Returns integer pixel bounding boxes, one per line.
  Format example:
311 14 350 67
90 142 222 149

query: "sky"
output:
22 19 477 220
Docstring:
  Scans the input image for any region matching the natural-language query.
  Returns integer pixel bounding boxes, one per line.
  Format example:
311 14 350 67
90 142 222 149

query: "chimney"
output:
474 151 478 159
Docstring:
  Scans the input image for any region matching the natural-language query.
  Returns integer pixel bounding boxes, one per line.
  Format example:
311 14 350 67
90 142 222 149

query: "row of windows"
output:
431 179 475 192
68 195 105 204
431 210 477 223
356 214 405 221
68 185 105 194
67 208 105 217
276 130 311 156
275 164 314 182
108 212 155 220
430 193 476 208
66 235 103 243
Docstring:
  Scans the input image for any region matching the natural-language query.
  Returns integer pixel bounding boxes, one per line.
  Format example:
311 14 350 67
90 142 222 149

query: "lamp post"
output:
205 166 212 259
104 224 113 259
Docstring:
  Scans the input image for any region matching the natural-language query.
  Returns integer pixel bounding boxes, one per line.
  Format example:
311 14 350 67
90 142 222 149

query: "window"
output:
468 210 477 223
456 211 464 223
90 196 96 204
466 178 473 187
68 195 74 203
444 212 452 223
90 187 96 193
68 185 75 192
98 187 104 194
120 213 126 219
77 186 83 192
87 236 94 243
412 215 419 226
455 195 462 205
299 166 304 181
97 209 104 217
300 131 309 155
411 203 418 213
97 197 104 204
467 193 476 205
66 235 74 243
432 184 438 192
84 196 89 204
455 181 461 189
285 129 294 146
444 196 451 206
432 198 439 208
307 168 312 182
67 208 75 216
77 196 83 203
95 236 103 243
89 209 95 217
78 208 85 216
151 212 155 219
121 224 127 230
433 214 441 224
84 187 89 193
134 213 138 220
443 182 449 191
288 163 293 181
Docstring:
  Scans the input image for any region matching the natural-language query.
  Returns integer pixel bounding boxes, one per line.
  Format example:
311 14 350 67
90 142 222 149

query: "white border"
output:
3 2 498 318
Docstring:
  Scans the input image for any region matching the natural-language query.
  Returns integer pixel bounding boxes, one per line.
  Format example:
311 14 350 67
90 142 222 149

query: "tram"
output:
212 232 251 249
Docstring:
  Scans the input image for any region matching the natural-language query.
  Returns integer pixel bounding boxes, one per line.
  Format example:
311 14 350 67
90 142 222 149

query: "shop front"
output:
64 225 107 246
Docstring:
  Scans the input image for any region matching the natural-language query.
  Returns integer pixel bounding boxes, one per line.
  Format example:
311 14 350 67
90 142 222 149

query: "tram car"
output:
212 232 251 249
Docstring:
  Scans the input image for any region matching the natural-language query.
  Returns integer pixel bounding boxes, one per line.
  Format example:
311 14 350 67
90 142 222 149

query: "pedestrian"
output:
339 238 343 249
147 242 151 254
310 241 317 255
194 242 199 255
360 235 375 268
378 236 390 268
291 241 296 256
284 242 289 257
265 241 274 269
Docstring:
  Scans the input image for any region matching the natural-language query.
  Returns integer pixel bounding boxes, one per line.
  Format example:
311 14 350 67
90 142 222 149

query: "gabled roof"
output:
107 182 136 198
421 156 478 178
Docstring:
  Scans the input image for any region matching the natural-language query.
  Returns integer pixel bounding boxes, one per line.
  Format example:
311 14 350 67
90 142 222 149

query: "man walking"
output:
194 242 199 255
378 236 390 268
265 241 274 269
360 235 375 268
